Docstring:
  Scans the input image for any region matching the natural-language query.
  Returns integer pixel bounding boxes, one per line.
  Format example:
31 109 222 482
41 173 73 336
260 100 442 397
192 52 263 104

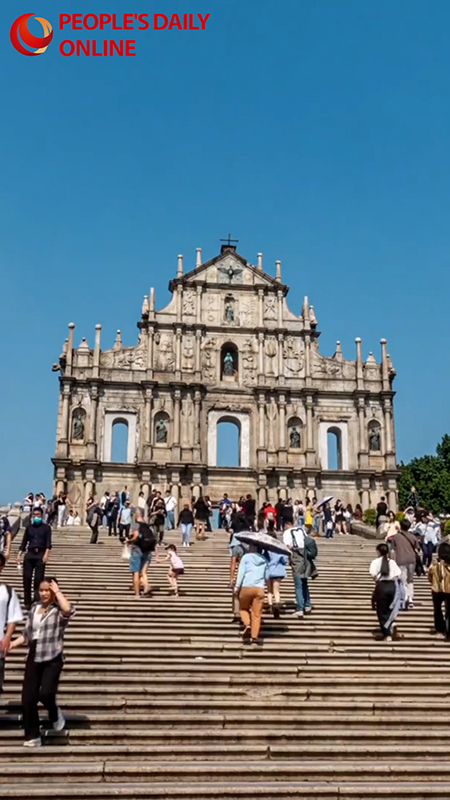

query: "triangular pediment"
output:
169 249 286 291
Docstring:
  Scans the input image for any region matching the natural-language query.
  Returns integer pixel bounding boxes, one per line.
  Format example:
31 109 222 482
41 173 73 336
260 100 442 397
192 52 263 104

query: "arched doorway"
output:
207 410 250 468
217 419 241 467
327 427 342 470
111 419 129 463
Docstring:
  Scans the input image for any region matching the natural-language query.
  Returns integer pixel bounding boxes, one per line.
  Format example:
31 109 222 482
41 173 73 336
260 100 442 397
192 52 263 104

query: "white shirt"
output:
283 527 305 549
137 496 146 510
370 556 401 582
0 584 23 639
32 607 43 640
100 496 108 510
165 496 177 512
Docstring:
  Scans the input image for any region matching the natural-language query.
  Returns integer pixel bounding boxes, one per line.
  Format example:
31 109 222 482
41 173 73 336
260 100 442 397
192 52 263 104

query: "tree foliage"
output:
398 435 450 513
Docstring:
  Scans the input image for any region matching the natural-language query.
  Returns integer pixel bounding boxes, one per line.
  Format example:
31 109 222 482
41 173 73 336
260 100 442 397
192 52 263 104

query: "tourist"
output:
390 519 419 610
99 492 109 527
283 498 294 529
234 542 268 647
283 520 318 618
127 516 156 597
376 496 389 527
86 498 102 545
384 511 400 541
323 502 334 538
164 490 177 531
312 501 321 537
304 500 314 534
416 513 441 570
118 499 133 543
0 553 23 699
204 495 213 532
229 503 247 535
193 495 209 540
0 513 12 560
229 532 246 623
18 507 52 610
55 493 67 529
120 486 130 508
219 493 232 529
22 493 34 514
428 541 450 639
242 494 256 530
354 504 363 521
293 500 301 526
105 492 120 536
266 532 288 618
9 577 75 746
137 491 147 521
334 500 345 535
256 503 267 531
158 544 184 596
178 504 195 547
275 498 286 532
150 492 167 544
370 542 402 641
264 502 277 532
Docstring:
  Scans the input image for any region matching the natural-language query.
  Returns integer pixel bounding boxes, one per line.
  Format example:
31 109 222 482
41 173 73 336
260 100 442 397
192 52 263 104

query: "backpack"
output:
137 523 156 553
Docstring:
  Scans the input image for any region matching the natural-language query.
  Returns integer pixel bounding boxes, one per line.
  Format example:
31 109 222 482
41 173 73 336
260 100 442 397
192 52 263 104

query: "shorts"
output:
129 549 151 573
172 568 184 577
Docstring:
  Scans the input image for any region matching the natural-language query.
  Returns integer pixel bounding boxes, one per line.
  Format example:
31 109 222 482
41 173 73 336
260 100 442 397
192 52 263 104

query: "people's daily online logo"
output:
10 13 53 56
10 12 211 57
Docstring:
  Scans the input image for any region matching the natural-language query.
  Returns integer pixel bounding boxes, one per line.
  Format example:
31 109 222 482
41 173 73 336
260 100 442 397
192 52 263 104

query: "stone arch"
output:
207 410 250 467
217 417 241 467
111 418 129 463
319 421 349 471
102 411 137 463
220 342 238 381
154 410 170 446
287 416 303 449
327 427 342 470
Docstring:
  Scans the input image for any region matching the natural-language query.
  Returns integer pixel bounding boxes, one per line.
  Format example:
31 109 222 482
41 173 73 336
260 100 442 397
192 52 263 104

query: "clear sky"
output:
1 0 450 502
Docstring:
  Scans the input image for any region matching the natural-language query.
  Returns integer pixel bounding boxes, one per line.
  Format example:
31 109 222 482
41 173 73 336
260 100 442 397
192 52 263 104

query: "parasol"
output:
316 495 334 509
235 531 290 555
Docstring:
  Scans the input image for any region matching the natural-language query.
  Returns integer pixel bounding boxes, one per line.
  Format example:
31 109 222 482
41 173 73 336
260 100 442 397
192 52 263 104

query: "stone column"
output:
66 322 75 375
277 290 283 328
93 324 102 379
196 286 202 324
357 396 368 468
304 334 311 388
86 385 99 461
361 487 370 510
277 333 284 384
143 388 153 460
175 327 182 381
57 382 71 458
258 333 264 381
147 326 154 377
173 389 181 459
380 338 389 391
55 479 65 495
383 397 396 470
258 392 266 449
194 329 202 379
258 289 264 327
176 285 182 323
193 390 201 459
355 338 364 390
84 479 94 519
306 394 315 467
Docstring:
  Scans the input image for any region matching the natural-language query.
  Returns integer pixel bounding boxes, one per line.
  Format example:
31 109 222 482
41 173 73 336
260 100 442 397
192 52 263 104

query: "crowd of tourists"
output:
0 487 449 747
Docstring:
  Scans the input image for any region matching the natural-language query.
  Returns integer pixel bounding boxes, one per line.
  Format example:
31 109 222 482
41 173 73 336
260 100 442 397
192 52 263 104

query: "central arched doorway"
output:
207 410 250 468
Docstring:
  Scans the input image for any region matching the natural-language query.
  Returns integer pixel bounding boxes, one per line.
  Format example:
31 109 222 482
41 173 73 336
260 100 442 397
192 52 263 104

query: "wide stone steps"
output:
1 528 449 797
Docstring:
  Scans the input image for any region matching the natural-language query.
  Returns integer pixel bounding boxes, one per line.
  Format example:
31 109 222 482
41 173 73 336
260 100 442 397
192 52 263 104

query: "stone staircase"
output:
1 527 449 798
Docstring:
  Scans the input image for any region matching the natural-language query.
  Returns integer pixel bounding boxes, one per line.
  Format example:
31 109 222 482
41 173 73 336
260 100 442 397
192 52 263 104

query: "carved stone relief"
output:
182 290 196 317
242 338 257 386
205 294 218 323
181 396 193 445
283 336 304 375
201 337 217 382
264 295 277 320
265 337 277 375
239 297 256 327
266 398 278 450
182 334 194 371
155 333 175 371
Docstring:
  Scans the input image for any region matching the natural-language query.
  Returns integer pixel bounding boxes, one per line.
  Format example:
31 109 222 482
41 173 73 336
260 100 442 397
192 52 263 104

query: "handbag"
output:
121 544 131 561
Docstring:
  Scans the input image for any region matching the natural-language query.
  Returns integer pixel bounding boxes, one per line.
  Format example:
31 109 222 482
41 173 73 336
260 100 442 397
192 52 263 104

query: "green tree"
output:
398 435 450 513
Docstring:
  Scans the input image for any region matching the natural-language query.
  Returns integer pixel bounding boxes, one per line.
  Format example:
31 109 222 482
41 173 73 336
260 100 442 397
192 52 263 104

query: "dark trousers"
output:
374 580 396 637
0 658 4 698
119 523 130 543
422 541 435 569
22 643 63 740
107 518 117 536
89 522 99 544
432 591 450 637
23 551 46 610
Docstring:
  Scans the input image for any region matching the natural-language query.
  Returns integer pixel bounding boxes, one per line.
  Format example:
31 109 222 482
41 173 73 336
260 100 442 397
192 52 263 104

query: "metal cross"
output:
220 233 239 247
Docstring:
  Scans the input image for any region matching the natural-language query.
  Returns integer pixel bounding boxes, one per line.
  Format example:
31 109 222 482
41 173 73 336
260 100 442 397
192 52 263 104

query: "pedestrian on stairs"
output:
158 545 184 596
178 504 195 547
127 516 157 597
0 553 23 700
18 507 52 610
283 521 318 618
86 498 102 545
118 499 133 543
370 543 402 641
428 541 450 639
9 578 75 747
234 543 268 647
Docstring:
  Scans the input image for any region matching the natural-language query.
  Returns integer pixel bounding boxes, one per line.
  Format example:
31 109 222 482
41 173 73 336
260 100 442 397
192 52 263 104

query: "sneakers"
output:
291 610 304 618
23 738 42 748
53 707 66 732
304 606 312 614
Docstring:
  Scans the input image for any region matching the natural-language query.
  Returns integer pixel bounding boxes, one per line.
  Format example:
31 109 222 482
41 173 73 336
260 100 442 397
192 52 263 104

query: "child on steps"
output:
159 544 185 596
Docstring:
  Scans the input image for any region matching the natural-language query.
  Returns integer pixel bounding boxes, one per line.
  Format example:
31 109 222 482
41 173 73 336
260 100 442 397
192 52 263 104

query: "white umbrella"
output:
235 531 290 555
316 495 334 509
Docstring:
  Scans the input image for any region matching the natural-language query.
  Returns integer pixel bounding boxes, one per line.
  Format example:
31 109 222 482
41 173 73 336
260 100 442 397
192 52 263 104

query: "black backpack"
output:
137 523 156 553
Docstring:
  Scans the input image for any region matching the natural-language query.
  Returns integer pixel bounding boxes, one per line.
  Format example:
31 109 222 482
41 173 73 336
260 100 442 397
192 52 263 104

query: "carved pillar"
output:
56 479 65 495
57 382 71 458
195 329 202 378
277 333 285 385
93 324 101 378
277 290 283 328
355 338 364 390
258 289 264 327
193 390 201 459
361 487 370 510
258 333 264 382
147 326 154 377
278 393 287 465
86 384 99 460
357 396 368 468
176 285 182 323
196 286 202 324
173 389 181 459
383 397 396 469
84 476 95 519
258 392 266 449
305 334 311 388
306 394 315 467
66 323 75 376
175 327 182 381
143 388 153 461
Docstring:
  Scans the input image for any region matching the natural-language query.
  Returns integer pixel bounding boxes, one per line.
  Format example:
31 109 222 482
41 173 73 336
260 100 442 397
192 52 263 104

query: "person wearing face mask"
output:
18 508 52 610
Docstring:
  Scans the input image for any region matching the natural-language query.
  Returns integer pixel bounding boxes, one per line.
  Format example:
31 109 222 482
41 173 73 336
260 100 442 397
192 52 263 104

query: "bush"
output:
363 508 377 527
396 512 405 523
444 520 450 537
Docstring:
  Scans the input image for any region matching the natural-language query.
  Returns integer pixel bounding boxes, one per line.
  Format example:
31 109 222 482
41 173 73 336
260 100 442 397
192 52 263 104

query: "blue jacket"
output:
235 552 268 589
266 551 288 580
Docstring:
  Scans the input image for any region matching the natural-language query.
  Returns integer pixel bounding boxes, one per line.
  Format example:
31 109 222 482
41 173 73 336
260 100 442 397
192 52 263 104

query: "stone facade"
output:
52 244 399 513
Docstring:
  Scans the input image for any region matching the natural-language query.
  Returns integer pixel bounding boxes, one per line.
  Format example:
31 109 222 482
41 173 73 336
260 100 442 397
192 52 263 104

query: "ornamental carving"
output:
182 334 194 371
155 333 175 371
182 290 196 317
283 336 304 375
264 295 277 320
201 337 217 382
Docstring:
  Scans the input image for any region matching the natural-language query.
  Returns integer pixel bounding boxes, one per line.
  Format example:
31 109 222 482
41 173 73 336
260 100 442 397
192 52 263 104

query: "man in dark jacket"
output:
17 507 52 609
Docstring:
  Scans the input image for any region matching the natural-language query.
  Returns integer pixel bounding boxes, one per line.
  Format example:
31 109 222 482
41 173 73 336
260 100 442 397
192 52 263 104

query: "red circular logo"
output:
10 13 53 56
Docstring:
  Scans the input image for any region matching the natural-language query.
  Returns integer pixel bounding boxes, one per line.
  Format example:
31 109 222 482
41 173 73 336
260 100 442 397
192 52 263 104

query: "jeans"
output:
432 591 450 637
313 515 320 534
181 523 192 544
422 541 435 569
293 575 311 611
57 505 66 528
165 510 175 530
23 551 46 609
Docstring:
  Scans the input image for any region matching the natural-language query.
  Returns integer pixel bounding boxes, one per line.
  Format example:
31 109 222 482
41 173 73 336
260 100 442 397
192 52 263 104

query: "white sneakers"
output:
53 707 66 732
23 738 41 747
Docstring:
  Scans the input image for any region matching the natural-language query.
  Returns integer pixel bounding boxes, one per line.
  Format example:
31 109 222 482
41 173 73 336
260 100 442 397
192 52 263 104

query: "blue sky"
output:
1 0 450 501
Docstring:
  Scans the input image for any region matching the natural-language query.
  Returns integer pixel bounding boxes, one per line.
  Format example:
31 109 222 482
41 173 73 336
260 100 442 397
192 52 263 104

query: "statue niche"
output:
368 420 381 452
288 417 302 449
71 407 86 442
221 343 238 381
154 411 170 445
224 294 236 325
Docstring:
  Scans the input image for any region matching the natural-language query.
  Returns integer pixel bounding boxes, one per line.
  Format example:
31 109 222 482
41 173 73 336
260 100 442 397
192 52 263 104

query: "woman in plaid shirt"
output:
9 577 75 746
